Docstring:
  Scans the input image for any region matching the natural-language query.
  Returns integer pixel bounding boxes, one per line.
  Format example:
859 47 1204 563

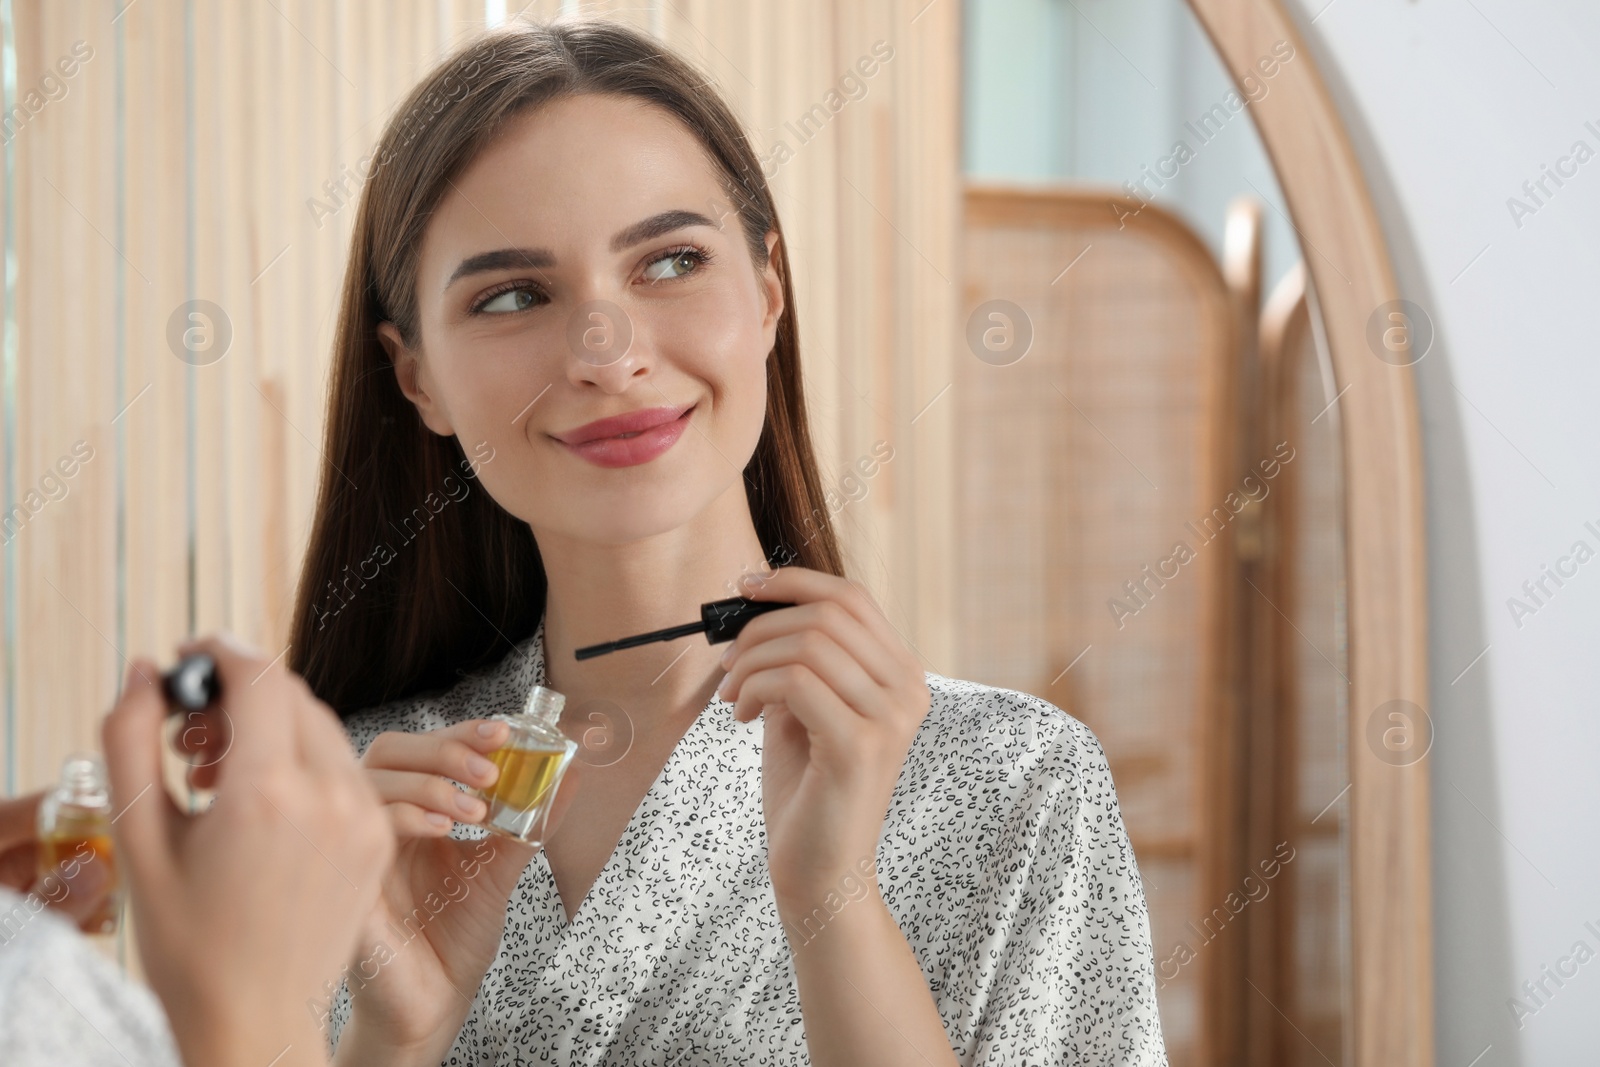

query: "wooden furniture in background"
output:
1221 193 1267 1067
1255 260 1353 1066
1186 3 1434 1064
957 183 1241 1067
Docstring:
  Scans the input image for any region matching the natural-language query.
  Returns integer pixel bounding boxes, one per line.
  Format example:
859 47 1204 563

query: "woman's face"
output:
380 92 783 546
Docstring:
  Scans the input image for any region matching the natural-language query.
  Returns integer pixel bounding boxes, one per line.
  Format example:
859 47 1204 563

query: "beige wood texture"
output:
1186 2 1434 1065
1261 260 1353 1067
0 0 499 971
959 184 1238 1067
1224 193 1279 1067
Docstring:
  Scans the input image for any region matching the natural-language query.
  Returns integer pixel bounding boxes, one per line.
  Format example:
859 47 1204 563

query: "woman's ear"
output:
759 230 785 343
377 321 455 436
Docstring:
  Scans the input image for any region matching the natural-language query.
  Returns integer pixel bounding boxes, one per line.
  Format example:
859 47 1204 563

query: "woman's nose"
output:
563 297 650 391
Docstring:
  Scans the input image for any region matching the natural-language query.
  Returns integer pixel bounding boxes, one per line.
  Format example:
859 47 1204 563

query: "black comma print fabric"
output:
329 616 1169 1066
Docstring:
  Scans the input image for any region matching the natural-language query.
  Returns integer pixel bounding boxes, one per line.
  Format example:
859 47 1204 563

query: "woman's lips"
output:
558 404 695 468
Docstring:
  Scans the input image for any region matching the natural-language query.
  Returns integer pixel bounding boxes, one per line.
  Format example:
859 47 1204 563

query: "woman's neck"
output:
534 480 772 721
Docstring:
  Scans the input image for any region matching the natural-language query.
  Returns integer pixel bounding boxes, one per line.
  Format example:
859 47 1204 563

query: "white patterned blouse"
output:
328 616 1168 1066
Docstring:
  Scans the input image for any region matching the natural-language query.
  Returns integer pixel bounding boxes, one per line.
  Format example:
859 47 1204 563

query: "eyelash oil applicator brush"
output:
573 596 795 660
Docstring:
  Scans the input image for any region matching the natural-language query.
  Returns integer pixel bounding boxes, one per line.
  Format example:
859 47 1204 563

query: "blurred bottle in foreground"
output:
36 752 122 936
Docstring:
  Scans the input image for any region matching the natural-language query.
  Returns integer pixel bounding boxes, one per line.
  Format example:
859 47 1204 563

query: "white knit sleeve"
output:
0 887 179 1067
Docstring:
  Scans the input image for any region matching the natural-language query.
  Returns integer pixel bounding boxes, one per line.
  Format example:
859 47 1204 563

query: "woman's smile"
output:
554 401 697 468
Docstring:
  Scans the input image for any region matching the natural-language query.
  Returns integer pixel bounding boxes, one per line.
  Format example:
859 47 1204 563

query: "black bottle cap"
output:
162 653 220 712
700 596 790 643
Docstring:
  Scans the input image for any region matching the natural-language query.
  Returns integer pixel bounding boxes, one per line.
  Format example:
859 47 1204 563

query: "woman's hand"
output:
716 566 931 914
104 634 396 1067
0 789 118 930
334 720 550 1066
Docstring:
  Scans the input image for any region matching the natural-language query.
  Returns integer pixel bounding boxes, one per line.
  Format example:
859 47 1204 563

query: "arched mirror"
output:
958 2 1429 1064
0 1 1428 1064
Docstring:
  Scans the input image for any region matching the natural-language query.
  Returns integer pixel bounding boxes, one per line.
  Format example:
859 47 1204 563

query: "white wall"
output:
1285 1 1600 1063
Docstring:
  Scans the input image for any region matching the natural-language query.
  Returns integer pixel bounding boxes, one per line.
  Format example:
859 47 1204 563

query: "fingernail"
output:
427 812 452 830
455 793 484 818
467 754 496 780
719 644 736 669
477 720 503 738
716 671 730 698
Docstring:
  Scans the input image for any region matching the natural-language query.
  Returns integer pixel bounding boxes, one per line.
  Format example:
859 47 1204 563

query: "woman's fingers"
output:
734 665 860 756
363 721 508 792
724 599 898 690
383 800 460 838
0 792 46 858
366 768 487 825
101 656 176 895
171 707 231 793
361 721 510 845
722 627 886 722
39 849 116 927
736 567 919 676
174 634 294 777
0 840 36 892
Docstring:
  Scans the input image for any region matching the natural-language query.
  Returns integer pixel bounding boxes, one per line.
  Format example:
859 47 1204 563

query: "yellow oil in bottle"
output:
475 686 575 844
484 743 566 841
490 744 566 809
482 743 573 843
37 811 122 935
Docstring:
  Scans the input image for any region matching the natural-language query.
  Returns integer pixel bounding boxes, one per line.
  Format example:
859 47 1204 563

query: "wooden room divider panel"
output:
1251 260 1353 1066
958 184 1240 1067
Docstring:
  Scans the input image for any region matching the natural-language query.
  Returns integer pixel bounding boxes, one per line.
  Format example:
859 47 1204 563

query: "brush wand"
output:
574 596 794 660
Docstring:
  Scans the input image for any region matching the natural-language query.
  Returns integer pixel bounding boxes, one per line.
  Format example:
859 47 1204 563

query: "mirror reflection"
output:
0 3 1377 1066
960 3 1349 1064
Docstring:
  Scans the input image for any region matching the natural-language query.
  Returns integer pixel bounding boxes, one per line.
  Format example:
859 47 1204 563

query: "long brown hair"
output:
289 17 845 715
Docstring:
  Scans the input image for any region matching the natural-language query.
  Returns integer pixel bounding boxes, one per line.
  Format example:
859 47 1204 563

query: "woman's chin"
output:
540 502 704 548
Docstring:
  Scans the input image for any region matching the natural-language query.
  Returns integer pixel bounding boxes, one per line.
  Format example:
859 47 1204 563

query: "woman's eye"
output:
475 287 539 314
642 248 706 284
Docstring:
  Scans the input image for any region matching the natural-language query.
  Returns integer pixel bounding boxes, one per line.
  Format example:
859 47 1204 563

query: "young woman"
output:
290 17 1166 1067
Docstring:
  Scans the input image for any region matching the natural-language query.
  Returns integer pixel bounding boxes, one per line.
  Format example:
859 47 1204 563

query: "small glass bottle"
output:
36 753 123 935
473 685 577 845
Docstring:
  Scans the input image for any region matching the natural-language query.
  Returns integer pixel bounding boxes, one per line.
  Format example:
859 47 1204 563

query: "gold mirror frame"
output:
1184 2 1433 1065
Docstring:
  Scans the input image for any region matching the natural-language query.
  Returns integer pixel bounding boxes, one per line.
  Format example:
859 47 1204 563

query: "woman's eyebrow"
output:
443 209 717 291
444 247 553 291
610 208 716 253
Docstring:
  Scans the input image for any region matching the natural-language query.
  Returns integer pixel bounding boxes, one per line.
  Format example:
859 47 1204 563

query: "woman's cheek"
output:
724 339 770 462
681 307 766 457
